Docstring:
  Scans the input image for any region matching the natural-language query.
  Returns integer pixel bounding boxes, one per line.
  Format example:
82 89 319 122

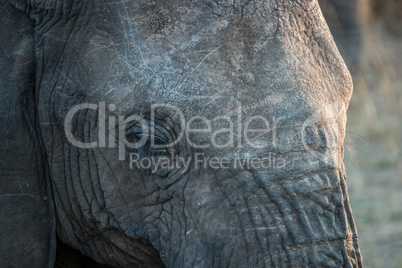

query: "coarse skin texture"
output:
0 0 363 267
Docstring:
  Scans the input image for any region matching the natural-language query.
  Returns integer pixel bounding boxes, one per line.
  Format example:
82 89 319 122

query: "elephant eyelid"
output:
124 121 177 159
125 130 172 156
137 139 170 158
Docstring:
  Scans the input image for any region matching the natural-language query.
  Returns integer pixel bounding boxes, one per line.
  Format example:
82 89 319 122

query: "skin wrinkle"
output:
63 142 85 239
171 198 187 262
242 185 269 266
213 170 251 265
72 109 94 225
255 189 276 266
235 188 253 265
166 178 186 266
88 150 108 223
79 108 96 221
87 150 110 232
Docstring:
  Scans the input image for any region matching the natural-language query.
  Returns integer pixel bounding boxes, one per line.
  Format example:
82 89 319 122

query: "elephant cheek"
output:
154 169 359 267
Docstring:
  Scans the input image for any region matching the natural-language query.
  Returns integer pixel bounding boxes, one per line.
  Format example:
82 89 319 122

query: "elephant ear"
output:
0 3 56 267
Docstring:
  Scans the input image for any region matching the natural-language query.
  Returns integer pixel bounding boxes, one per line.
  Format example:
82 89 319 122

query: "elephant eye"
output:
125 125 143 145
125 125 171 157
140 137 170 157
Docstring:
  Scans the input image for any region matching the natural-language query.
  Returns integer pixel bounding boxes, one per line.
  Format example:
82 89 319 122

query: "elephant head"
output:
0 0 363 267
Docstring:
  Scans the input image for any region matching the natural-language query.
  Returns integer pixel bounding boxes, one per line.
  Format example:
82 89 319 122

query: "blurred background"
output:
318 0 402 267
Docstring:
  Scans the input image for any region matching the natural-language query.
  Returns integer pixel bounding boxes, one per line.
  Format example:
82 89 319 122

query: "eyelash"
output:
125 131 170 157
139 138 169 157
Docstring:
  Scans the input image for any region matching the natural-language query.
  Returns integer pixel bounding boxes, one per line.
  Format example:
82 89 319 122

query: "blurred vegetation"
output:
320 0 402 267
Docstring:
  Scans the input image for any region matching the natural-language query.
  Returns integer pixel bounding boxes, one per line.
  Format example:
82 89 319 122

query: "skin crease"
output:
0 0 363 267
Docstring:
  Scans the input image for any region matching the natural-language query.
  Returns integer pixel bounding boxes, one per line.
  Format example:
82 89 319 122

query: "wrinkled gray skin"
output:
0 0 363 267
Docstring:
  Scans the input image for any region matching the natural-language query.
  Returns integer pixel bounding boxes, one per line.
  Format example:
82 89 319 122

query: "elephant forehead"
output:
50 0 350 126
76 0 279 108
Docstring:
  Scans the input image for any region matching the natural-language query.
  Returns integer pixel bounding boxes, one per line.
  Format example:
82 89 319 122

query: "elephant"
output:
0 0 363 267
